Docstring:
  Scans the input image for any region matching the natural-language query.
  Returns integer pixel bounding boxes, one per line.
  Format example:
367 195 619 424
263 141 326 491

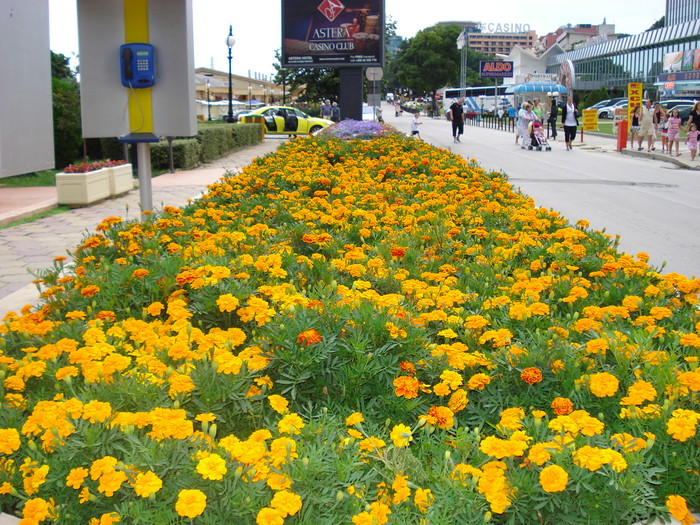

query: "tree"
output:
51 52 82 169
647 16 665 31
393 24 462 100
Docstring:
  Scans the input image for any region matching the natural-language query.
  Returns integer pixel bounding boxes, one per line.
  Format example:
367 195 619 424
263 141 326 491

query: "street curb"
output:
620 148 700 170
0 199 58 227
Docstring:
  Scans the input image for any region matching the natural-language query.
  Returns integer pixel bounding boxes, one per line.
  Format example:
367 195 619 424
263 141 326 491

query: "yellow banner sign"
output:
628 82 643 121
582 109 598 131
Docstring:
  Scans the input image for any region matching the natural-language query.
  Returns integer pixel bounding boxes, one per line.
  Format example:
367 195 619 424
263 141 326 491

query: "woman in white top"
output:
561 96 579 151
516 103 537 147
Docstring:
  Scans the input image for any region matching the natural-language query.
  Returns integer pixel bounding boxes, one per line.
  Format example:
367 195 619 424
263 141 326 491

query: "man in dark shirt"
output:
449 98 465 143
548 97 559 140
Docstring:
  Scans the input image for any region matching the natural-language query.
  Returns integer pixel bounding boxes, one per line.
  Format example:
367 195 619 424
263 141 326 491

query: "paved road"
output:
386 110 700 278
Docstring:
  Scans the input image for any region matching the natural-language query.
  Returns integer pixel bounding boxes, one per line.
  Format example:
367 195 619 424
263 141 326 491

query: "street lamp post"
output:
248 84 252 109
206 79 211 121
226 25 236 123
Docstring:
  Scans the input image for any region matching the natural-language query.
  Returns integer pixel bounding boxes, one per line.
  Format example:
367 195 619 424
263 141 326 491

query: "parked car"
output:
598 100 629 119
585 97 625 111
237 106 334 135
672 104 694 121
659 99 697 111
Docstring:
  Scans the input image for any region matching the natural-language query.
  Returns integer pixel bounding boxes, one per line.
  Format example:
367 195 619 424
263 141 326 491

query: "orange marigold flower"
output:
81 285 100 297
667 495 695 525
521 367 543 385
393 375 421 399
390 247 407 258
551 397 574 416
296 329 322 347
131 268 149 278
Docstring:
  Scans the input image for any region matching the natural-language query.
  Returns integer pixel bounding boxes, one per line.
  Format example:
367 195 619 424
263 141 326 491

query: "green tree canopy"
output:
393 24 462 96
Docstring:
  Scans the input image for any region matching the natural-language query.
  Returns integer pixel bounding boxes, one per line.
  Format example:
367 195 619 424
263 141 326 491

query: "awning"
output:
505 82 567 94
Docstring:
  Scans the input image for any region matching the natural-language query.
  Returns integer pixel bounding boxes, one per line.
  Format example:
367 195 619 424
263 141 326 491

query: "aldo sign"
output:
479 61 514 78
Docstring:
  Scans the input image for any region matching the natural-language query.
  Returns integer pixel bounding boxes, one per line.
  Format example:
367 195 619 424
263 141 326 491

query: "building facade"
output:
467 30 537 55
546 18 700 98
667 0 700 26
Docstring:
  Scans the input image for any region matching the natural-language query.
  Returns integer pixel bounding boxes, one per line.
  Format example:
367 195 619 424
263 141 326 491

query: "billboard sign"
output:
479 61 514 78
281 0 384 68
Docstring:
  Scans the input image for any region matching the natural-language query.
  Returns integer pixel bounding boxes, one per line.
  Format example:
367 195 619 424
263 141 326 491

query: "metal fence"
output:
465 113 516 133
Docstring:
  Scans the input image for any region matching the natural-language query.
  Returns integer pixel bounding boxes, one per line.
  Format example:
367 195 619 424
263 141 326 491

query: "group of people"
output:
629 100 699 160
515 96 580 151
320 99 341 123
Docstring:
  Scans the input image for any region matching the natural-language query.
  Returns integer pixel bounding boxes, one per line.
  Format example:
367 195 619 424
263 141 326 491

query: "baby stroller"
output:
528 121 551 151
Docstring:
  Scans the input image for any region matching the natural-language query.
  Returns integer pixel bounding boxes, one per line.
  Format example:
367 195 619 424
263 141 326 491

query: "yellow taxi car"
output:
238 106 334 135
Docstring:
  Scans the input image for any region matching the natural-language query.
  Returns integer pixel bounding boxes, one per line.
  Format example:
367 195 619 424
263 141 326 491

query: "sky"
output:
49 0 665 78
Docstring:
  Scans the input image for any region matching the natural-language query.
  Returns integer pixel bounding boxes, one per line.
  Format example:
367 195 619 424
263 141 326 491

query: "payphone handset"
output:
120 43 155 88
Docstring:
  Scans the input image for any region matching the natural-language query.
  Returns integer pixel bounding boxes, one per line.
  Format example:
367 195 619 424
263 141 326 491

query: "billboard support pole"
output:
339 68 363 121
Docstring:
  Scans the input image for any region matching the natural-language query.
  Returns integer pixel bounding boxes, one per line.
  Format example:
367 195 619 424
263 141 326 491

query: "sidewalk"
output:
0 139 283 317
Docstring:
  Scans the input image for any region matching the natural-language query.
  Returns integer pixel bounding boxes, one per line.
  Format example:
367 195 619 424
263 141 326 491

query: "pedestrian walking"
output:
666 108 682 156
321 99 333 120
547 97 559 140
516 103 537 147
448 98 465 143
410 112 422 139
331 102 340 123
637 99 656 152
561 96 579 151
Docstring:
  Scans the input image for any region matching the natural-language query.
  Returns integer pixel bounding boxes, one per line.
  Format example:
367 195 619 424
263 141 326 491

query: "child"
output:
659 111 669 153
666 108 682 157
686 123 698 161
410 112 422 139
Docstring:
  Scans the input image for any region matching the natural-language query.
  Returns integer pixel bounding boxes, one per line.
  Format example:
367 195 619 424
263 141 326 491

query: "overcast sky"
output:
49 0 665 78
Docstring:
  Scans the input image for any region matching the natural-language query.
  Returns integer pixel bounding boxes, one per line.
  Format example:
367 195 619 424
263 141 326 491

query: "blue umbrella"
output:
505 82 567 94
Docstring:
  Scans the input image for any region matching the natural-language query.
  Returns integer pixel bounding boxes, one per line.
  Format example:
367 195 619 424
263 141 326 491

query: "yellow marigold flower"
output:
392 474 411 504
256 506 284 525
66 467 89 489
390 424 413 448
588 372 620 398
21 498 53 523
479 435 528 459
666 495 695 525
573 445 627 472
97 469 127 497
346 412 364 426
270 490 302 518
539 464 568 493
82 400 113 424
133 471 162 498
677 370 700 391
620 380 657 406
146 302 164 316
268 395 290 414
666 410 699 442
610 433 647 452
464 314 490 330
352 512 373 525
216 294 240 313
90 456 118 481
195 413 216 423
369 501 391 524
175 489 207 519
0 428 21 455
359 436 386 453
88 512 121 525
278 413 305 435
585 338 609 355
414 488 434 513
527 442 553 466
66 310 87 320
448 388 469 413
499 407 525 431
467 373 492 390
196 454 227 481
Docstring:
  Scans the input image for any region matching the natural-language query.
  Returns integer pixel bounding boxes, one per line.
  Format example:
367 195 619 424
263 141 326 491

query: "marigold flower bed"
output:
1 133 699 524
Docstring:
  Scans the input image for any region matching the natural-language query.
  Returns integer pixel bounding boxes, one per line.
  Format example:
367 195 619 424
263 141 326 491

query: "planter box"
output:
108 163 134 197
55 168 111 207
